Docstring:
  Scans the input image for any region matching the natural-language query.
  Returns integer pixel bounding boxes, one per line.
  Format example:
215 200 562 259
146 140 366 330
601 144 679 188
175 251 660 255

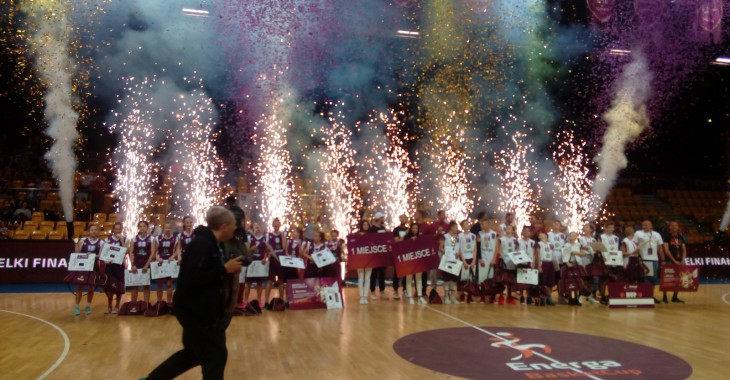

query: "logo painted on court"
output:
393 327 692 379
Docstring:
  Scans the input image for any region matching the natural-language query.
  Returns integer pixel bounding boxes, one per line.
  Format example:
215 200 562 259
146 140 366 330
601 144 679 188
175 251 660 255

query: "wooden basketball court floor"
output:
1 284 729 380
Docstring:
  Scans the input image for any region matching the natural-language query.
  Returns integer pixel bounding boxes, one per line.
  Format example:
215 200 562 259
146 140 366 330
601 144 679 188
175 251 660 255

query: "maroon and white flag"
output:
587 0 616 23
393 236 440 277
346 232 393 269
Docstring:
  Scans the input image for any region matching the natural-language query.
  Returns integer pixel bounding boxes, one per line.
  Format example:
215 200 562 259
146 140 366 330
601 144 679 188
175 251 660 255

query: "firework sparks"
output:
254 94 300 231
497 132 540 234
313 101 362 235
552 131 598 233
109 76 158 236
361 109 417 229
170 76 222 226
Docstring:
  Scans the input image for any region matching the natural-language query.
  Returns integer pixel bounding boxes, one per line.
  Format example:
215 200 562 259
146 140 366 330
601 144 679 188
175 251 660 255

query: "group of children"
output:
67 209 685 315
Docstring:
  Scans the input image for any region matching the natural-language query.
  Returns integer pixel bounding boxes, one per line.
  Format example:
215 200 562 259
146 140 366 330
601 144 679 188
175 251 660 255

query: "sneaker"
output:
459 294 466 302
85 305 92 315
74 305 81 316
104 308 112 315
600 296 609 305
654 298 661 304
418 297 427 305
444 295 452 304
360 297 364 305
408 297 415 305
587 295 600 304
394 292 401 301
370 293 377 301
466 295 473 304
497 296 505 305
527 297 533 305
546 298 555 306
539 298 545 306
451 294 460 305
112 307 119 314
662 295 669 304
363 297 368 305
671 297 685 304
519 296 525 304
506 297 517 305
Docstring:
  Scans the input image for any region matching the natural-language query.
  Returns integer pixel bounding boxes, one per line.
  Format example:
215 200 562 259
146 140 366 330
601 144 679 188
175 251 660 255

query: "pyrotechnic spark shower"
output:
316 102 362 235
362 109 417 229
497 132 540 234
254 94 299 231
170 76 222 226
553 131 598 233
109 76 157 237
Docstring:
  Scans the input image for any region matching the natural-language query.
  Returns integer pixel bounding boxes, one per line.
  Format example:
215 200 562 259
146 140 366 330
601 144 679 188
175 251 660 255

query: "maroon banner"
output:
608 282 655 309
696 0 723 44
587 0 615 23
634 0 664 25
393 236 439 277
346 232 393 270
286 277 342 310
0 241 75 283
660 264 699 292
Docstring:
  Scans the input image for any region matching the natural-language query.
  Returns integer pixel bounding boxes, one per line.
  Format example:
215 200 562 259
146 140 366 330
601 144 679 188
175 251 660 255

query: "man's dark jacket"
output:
173 225 230 327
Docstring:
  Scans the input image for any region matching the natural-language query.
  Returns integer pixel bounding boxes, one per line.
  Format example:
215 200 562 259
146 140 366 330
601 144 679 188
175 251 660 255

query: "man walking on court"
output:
142 206 243 380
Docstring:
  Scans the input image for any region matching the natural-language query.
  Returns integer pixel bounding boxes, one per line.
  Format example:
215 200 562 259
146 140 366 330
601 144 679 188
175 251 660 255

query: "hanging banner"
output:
697 0 723 44
634 0 664 26
587 0 616 23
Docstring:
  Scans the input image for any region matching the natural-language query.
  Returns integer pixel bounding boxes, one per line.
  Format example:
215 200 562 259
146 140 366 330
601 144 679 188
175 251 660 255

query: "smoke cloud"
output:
592 48 652 211
25 1 79 222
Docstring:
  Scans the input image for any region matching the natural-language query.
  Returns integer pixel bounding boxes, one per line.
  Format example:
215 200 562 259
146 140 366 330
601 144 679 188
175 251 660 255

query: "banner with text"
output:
286 277 343 310
0 241 74 283
660 264 700 292
346 233 393 269
393 236 440 277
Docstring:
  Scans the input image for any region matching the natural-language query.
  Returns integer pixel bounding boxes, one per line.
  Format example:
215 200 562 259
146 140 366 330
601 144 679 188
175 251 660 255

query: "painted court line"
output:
423 305 603 380
722 292 730 305
0 309 70 380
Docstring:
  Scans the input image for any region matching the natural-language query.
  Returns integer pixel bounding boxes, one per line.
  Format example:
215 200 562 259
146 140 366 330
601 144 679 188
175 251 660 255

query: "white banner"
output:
125 269 151 287
438 255 463 276
280 256 305 269
68 253 96 272
100 244 126 265
246 260 270 278
507 250 533 266
150 261 175 280
516 268 539 285
604 251 623 267
312 249 337 268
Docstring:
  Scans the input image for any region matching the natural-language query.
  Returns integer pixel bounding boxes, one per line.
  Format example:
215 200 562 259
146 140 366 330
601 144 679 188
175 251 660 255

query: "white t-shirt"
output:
622 237 637 267
517 238 535 260
443 233 460 259
479 230 498 264
600 234 620 252
632 230 663 261
578 235 596 266
564 241 582 266
459 232 477 260
537 241 552 262
548 231 567 264
499 236 518 269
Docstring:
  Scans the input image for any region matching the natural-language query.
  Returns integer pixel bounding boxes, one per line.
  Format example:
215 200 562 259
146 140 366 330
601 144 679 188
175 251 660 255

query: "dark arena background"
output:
1 1 729 379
